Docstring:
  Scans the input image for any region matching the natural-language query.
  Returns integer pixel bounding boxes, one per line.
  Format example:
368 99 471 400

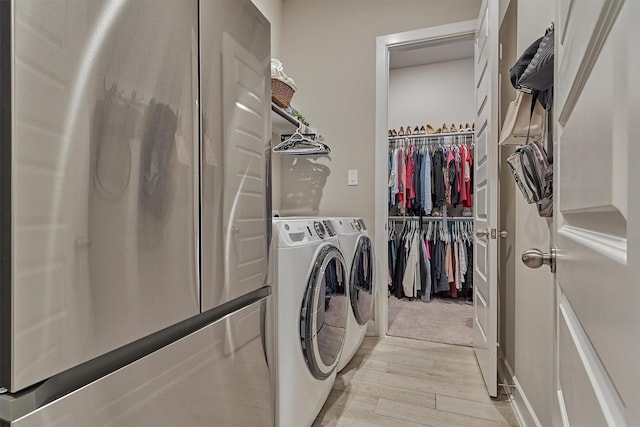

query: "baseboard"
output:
499 355 543 427
497 346 513 396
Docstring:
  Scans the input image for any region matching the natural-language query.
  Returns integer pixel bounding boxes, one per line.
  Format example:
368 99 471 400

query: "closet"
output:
386 38 476 347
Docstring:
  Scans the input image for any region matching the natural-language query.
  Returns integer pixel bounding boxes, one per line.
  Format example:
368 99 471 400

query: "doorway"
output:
373 21 478 348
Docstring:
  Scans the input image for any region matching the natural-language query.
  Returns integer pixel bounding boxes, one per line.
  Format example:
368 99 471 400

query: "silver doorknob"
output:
499 230 508 238
521 247 556 273
475 229 489 238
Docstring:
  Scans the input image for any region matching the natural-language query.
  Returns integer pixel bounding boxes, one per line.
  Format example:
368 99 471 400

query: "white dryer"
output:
330 218 375 372
271 218 348 427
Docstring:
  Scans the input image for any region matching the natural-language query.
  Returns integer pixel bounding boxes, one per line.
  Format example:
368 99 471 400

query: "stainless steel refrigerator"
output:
0 0 272 425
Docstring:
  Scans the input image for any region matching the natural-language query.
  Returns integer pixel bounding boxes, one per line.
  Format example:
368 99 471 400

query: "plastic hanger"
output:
273 122 330 155
426 221 434 241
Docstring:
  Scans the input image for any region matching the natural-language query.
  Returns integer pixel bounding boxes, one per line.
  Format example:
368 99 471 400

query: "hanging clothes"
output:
419 235 432 302
463 145 474 208
431 148 446 210
398 148 407 214
402 229 419 298
388 219 474 302
420 147 432 215
388 137 473 216
406 146 416 210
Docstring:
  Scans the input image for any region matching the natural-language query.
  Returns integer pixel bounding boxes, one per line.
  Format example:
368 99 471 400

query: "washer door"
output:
350 235 374 325
300 244 348 380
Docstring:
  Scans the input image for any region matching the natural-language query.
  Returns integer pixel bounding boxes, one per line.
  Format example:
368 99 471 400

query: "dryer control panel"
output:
330 218 359 235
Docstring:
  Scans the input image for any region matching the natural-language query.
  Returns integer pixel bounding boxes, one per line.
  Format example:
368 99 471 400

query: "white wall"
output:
388 58 475 132
509 0 555 426
498 0 517 382
251 0 283 212
278 0 481 228
250 0 282 58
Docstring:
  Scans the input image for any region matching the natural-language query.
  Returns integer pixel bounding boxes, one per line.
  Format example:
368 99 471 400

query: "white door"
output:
473 0 499 397
552 0 639 424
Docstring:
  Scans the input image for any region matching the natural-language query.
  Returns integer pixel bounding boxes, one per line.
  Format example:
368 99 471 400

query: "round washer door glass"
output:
300 244 348 380
350 235 374 325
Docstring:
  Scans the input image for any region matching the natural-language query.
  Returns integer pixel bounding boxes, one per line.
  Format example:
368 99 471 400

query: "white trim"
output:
496 346 512 395
377 20 478 48
559 225 627 265
502 358 543 427
557 389 571 427
558 293 626 426
556 0 625 126
373 20 477 337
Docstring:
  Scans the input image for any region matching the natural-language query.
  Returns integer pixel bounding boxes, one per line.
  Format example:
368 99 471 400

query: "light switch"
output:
348 169 358 186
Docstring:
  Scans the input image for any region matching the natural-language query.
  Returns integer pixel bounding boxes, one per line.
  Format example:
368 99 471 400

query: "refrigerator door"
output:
10 299 273 427
6 1 200 392
200 0 271 311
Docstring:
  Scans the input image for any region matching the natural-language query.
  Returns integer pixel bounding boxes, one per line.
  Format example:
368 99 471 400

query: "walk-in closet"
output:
386 36 476 347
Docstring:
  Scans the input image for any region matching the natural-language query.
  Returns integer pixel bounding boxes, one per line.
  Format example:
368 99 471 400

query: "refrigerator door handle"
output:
191 27 201 307
260 298 269 367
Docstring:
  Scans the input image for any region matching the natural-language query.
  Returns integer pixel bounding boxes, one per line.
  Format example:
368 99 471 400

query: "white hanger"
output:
426 221 434 241
273 122 330 155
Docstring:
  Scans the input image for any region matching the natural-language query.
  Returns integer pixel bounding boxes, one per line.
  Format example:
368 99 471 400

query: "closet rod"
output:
271 103 298 126
388 216 474 221
388 137 474 146
388 131 474 140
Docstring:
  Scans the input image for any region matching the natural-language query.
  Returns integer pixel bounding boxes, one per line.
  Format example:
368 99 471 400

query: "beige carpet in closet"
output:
387 297 473 347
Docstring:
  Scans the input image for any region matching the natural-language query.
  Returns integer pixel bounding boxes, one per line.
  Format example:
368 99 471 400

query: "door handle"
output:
499 230 508 239
521 247 556 273
475 229 489 238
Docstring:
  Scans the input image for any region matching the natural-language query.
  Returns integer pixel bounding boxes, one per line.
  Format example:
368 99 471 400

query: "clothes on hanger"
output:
388 137 474 216
388 219 473 302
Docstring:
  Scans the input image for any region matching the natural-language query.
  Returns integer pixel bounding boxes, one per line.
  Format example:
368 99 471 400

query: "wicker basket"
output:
271 78 295 108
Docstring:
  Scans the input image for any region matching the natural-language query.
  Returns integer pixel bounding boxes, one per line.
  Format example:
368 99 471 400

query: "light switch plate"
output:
348 169 358 186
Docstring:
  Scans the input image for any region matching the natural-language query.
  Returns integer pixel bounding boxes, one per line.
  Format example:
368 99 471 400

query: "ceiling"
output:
389 37 475 69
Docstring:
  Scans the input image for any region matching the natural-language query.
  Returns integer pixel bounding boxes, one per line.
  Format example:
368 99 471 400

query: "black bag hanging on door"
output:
509 24 554 110
518 26 554 92
510 24 555 164
509 36 543 89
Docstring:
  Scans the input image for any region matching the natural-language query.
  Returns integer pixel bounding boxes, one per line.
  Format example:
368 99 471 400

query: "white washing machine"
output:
271 218 348 427
330 218 375 372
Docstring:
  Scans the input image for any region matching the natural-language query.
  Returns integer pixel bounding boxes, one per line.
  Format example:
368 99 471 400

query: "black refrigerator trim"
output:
0 0 12 392
0 286 271 423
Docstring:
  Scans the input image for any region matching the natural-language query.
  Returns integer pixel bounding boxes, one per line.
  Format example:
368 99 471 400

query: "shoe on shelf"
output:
472 122 475 131
442 123 449 133
464 122 472 132
392 129 398 136
406 125 412 135
419 125 426 134
414 126 420 134
398 127 405 136
450 123 457 132
388 129 393 137
426 124 436 134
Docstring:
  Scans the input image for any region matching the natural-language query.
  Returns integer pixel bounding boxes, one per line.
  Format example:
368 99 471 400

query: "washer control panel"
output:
274 219 329 246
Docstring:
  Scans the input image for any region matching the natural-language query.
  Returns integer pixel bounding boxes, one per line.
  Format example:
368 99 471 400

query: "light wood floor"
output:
314 336 518 427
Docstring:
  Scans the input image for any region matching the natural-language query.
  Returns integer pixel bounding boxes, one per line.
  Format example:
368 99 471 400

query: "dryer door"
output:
300 244 348 380
350 235 374 325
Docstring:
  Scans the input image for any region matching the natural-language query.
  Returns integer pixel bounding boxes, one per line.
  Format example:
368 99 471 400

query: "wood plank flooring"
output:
314 336 518 427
